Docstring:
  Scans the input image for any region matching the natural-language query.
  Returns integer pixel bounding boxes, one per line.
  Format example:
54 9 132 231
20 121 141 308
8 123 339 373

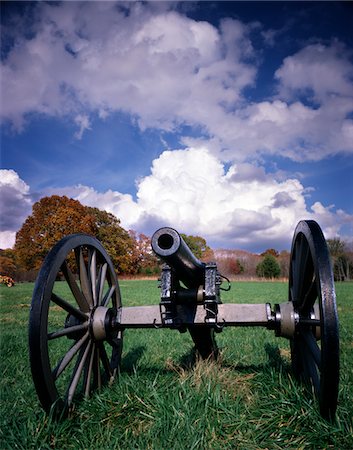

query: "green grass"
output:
1 280 352 449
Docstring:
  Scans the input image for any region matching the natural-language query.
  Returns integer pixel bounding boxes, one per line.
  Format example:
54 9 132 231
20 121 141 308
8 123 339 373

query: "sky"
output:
1 1 353 252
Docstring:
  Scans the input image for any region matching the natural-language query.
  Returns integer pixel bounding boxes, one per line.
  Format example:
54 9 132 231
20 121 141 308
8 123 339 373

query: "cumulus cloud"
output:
2 152 352 251
0 3 255 135
0 169 33 248
2 2 351 161
275 41 353 103
46 184 142 227
45 148 353 251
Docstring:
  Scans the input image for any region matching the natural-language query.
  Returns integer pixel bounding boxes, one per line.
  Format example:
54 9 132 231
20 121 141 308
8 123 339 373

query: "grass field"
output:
1 280 352 449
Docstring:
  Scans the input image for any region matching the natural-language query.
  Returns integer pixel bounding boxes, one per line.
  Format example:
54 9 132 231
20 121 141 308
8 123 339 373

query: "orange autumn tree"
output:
14 195 137 274
128 230 159 275
15 195 137 274
14 196 97 270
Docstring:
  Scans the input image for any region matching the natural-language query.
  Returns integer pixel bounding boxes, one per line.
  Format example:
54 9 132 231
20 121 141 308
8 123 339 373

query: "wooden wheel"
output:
289 220 339 420
29 234 123 417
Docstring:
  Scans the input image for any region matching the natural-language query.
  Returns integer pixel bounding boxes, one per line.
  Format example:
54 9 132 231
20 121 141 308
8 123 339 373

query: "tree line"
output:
0 195 352 282
0 195 213 281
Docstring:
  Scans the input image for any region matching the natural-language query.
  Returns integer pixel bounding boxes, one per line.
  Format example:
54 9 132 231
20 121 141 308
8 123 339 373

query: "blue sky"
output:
1 1 353 252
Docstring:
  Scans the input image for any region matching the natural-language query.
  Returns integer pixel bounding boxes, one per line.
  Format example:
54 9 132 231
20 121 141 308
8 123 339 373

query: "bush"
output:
256 254 281 279
0 275 15 287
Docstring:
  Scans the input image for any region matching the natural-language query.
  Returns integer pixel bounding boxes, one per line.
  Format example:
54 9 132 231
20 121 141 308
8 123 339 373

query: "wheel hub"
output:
91 306 118 341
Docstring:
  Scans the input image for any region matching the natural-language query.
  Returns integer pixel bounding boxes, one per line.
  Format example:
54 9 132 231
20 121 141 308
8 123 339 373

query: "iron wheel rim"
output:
289 220 339 420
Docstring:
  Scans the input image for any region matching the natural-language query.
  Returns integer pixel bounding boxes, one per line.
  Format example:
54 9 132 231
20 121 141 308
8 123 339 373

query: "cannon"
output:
29 220 339 421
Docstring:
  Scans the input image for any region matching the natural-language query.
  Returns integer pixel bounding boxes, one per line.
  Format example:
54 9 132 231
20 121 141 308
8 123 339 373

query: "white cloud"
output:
0 169 33 248
47 184 142 227
46 148 353 251
0 231 17 250
1 3 352 161
0 3 254 134
275 41 353 103
74 114 91 140
2 153 352 251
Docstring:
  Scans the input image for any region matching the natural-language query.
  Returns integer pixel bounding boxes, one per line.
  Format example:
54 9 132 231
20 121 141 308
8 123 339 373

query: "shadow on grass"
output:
178 347 199 369
264 343 291 372
176 342 291 375
119 342 293 383
121 345 147 374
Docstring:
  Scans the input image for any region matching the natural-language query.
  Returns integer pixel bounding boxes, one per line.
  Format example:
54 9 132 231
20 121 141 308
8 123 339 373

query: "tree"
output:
14 196 96 270
256 254 281 279
180 233 214 261
228 258 244 275
217 257 244 277
0 249 17 278
260 248 279 258
14 196 137 275
327 238 352 281
278 250 290 278
86 207 136 274
129 231 159 275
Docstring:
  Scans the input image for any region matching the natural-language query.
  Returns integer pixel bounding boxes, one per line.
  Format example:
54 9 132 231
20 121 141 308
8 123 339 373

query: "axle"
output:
105 301 321 339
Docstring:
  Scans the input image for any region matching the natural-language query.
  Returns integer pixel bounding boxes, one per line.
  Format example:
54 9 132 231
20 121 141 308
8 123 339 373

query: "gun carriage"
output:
29 220 339 421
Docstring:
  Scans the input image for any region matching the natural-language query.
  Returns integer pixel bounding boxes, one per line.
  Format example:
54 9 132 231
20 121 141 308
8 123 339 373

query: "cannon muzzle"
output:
151 227 205 289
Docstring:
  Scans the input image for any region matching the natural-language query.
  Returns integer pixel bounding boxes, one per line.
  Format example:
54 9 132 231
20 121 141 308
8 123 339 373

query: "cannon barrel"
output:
151 227 205 289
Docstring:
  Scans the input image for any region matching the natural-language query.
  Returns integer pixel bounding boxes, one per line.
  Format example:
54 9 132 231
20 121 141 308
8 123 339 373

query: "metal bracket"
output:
158 264 177 327
158 261 225 330
203 262 222 326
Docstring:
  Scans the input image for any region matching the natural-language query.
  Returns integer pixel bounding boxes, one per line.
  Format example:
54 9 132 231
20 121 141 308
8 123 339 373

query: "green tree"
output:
256 254 281 279
86 207 136 274
180 233 213 261
327 238 352 281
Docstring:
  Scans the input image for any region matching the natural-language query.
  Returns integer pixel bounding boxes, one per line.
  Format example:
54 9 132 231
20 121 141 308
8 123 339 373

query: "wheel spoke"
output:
301 345 320 395
301 278 318 313
107 335 122 370
84 343 96 398
61 261 90 313
48 322 88 340
98 343 113 380
52 332 89 380
292 238 301 302
67 340 92 406
296 239 311 302
290 264 297 303
301 330 321 368
51 293 87 321
102 285 116 307
98 263 108 304
89 249 97 306
77 247 93 308
298 236 310 272
96 346 102 390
